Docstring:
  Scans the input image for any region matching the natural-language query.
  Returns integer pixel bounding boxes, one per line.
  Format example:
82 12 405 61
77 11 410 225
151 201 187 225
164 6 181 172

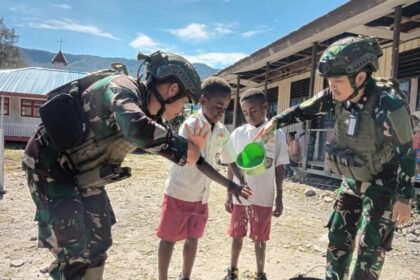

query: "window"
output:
399 79 411 102
224 99 234 125
417 77 420 111
21 99 43 117
290 78 309 107
266 87 278 118
0 97 10 116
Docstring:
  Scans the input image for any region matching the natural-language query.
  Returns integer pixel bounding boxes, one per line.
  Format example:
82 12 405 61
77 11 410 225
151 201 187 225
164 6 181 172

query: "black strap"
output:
148 84 185 118
347 74 368 101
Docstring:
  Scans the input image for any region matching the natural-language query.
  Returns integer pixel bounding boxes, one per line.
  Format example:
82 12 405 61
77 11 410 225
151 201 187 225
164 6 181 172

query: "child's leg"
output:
231 237 244 269
181 201 208 278
181 237 198 278
249 205 273 274
157 195 198 280
254 241 266 274
227 205 248 270
158 240 176 280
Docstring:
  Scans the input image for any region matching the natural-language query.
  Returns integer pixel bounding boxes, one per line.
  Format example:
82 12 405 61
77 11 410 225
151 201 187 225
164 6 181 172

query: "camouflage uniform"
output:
272 37 415 280
23 72 194 279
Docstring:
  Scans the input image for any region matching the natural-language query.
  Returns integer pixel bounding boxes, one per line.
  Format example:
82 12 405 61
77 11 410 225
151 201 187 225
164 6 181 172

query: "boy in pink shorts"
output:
224 88 289 280
157 77 244 280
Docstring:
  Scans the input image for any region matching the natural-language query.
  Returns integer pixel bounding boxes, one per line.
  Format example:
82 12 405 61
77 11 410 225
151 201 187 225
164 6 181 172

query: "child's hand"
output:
185 119 210 152
228 182 253 203
224 197 233 213
272 197 283 217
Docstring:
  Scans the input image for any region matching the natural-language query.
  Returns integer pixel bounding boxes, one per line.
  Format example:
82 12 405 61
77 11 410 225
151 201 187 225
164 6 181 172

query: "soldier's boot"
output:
84 265 105 280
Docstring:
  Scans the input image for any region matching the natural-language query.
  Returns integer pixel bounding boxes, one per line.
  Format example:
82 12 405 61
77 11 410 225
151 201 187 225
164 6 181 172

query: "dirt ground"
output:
0 149 419 280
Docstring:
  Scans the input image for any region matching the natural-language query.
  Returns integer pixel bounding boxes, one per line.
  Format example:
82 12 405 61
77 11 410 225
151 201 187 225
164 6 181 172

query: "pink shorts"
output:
157 194 208 242
228 204 272 241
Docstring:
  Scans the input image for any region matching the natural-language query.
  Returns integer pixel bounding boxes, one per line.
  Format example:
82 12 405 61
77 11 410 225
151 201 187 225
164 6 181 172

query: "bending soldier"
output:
22 51 251 280
256 36 414 280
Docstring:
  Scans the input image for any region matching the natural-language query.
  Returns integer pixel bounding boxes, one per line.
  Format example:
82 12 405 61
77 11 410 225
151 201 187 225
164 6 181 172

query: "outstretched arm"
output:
102 76 199 165
255 88 334 141
196 158 252 201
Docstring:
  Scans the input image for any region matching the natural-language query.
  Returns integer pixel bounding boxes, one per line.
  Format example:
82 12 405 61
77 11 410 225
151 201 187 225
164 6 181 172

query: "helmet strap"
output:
148 83 185 118
347 73 369 101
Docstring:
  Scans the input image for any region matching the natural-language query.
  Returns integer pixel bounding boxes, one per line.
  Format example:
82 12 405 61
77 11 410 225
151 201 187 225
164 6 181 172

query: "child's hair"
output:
240 88 266 104
201 77 231 99
289 131 297 138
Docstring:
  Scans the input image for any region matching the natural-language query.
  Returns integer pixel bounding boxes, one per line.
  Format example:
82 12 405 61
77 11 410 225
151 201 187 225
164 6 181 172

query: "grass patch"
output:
3 148 24 172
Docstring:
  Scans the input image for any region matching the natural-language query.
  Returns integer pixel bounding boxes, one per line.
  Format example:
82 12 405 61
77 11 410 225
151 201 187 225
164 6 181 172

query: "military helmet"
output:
140 51 201 104
317 36 383 77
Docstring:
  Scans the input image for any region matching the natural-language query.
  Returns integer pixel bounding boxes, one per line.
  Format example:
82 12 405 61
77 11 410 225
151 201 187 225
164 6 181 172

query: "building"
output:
217 0 420 179
0 67 87 141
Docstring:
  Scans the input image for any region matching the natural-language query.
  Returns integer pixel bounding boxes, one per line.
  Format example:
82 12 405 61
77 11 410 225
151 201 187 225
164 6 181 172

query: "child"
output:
285 131 301 177
157 77 244 280
224 88 289 280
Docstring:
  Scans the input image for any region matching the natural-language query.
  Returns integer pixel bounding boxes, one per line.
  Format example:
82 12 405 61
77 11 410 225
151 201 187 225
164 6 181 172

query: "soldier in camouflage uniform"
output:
255 36 414 280
22 51 251 280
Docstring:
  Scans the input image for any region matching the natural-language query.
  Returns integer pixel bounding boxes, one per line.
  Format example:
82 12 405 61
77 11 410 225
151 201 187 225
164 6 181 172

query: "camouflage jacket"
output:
273 77 415 200
23 74 189 180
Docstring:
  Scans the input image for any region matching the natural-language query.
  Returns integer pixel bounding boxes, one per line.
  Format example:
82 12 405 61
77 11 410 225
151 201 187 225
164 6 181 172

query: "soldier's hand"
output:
254 118 277 143
392 200 412 227
185 120 210 152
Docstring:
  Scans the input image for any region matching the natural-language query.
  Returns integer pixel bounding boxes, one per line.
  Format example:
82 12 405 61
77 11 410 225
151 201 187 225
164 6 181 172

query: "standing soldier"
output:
22 51 251 280
256 36 414 280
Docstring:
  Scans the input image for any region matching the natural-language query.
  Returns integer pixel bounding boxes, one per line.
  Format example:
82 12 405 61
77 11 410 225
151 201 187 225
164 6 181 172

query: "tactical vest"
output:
52 74 140 188
325 80 399 182
65 130 137 188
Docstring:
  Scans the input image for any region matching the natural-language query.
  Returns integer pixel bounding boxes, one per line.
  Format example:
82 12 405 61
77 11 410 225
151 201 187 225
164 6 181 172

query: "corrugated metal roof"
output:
0 67 87 95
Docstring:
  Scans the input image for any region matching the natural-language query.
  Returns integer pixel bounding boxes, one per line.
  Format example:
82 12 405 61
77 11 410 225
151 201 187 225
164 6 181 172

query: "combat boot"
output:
255 272 267 280
224 267 239 280
83 265 105 280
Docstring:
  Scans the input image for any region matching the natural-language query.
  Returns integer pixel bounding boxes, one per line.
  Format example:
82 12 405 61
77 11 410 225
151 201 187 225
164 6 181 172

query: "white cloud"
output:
129 33 160 53
169 23 233 42
169 23 209 41
129 33 177 54
29 19 121 40
51 4 72 10
185 52 247 68
214 23 233 35
241 26 271 38
10 4 37 14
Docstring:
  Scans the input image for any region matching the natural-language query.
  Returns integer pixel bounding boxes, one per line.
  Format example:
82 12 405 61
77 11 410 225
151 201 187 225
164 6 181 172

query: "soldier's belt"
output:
74 164 132 188
325 143 372 181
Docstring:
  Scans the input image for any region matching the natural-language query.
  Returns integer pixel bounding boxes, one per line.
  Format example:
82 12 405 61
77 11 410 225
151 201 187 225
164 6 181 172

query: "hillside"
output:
19 48 219 79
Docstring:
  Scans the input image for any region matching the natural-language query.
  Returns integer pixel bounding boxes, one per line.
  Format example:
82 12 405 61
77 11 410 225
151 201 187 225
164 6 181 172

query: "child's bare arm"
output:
273 165 285 217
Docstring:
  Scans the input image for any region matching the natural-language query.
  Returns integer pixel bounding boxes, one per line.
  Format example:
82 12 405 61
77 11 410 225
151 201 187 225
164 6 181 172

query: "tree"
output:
0 17 25 69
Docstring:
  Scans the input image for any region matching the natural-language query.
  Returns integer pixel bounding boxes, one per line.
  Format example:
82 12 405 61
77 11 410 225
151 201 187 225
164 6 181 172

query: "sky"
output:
1 0 348 69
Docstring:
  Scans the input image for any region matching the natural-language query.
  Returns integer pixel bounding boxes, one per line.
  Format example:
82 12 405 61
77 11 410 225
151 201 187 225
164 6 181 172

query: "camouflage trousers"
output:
26 168 116 280
326 178 395 280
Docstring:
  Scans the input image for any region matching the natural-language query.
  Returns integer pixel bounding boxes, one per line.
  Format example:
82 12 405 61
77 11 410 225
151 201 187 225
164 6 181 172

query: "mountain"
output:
19 48 220 79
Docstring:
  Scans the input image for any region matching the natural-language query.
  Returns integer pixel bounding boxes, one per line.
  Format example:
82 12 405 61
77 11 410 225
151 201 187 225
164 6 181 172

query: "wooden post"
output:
303 42 318 171
391 5 402 80
308 42 318 98
264 62 269 95
0 95 5 199
233 75 240 128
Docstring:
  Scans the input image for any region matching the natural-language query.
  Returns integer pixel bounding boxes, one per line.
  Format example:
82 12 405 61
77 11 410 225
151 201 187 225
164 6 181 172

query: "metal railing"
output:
300 128 335 176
